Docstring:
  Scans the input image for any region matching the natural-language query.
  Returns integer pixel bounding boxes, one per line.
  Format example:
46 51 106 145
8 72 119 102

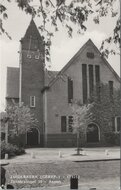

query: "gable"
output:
48 39 120 88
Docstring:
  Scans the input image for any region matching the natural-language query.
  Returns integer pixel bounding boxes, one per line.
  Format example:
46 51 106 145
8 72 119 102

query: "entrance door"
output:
86 123 99 143
27 128 39 146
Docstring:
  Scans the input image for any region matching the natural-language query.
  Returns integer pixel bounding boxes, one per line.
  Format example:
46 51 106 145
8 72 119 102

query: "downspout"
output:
44 90 48 147
43 64 48 147
19 41 22 106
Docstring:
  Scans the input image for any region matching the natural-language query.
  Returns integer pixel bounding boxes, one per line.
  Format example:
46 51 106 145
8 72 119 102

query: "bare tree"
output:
72 101 93 155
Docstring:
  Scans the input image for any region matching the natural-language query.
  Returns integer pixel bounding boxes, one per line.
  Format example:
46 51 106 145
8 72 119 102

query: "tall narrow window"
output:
89 65 94 97
117 117 120 132
68 116 73 132
82 64 87 104
112 117 120 133
109 81 113 99
68 77 73 103
61 116 67 132
111 117 115 132
95 65 100 100
95 65 100 85
30 96 35 107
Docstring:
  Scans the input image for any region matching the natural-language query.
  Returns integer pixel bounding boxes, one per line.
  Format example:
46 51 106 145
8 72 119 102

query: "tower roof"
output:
23 19 42 40
6 67 19 98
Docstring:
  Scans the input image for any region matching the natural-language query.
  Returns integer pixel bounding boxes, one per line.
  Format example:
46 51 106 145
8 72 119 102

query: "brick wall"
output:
20 37 45 146
45 40 120 147
46 134 77 147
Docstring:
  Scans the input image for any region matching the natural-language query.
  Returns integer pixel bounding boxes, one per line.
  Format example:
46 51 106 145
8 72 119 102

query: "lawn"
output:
4 160 120 189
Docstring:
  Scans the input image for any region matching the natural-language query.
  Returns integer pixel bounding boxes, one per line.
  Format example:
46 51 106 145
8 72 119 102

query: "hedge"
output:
1 141 25 159
104 132 120 146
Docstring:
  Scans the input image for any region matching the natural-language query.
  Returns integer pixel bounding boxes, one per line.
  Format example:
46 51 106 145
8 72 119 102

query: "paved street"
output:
1 147 120 189
7 180 120 190
4 161 120 189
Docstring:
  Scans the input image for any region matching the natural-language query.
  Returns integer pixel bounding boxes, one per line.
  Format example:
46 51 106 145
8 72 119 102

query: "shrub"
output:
1 141 25 159
104 132 120 146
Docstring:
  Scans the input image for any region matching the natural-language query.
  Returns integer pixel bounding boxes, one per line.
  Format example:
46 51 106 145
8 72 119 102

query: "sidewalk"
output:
1 148 120 190
0 147 120 165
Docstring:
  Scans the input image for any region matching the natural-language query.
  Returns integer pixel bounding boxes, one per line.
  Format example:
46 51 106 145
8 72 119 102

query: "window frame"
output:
82 64 87 104
108 80 114 99
86 52 94 59
61 116 67 132
30 96 36 108
68 116 73 132
95 65 101 101
88 64 94 96
68 77 73 104
61 116 73 133
115 116 120 133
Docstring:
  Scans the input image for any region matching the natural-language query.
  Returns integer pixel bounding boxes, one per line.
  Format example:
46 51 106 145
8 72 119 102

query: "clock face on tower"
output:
26 51 44 61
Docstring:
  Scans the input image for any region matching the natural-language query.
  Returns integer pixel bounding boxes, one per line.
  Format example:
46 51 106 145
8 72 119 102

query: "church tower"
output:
19 19 45 147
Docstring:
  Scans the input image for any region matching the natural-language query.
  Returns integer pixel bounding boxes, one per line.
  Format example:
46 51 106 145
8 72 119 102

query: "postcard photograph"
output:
0 0 120 190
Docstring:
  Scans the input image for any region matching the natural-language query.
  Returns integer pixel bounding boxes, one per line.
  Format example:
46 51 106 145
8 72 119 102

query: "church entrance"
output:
27 128 39 146
86 123 99 143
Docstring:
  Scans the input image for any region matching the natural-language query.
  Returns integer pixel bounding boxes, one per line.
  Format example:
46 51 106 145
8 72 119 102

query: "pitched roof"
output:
23 19 42 40
48 39 120 88
43 70 59 87
6 67 19 98
6 67 58 97
46 70 59 83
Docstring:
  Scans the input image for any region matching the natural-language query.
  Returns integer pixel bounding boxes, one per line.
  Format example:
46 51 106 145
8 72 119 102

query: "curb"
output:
74 158 120 162
0 162 9 166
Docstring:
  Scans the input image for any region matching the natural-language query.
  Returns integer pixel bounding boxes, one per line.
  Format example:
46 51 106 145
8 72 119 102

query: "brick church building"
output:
6 19 120 147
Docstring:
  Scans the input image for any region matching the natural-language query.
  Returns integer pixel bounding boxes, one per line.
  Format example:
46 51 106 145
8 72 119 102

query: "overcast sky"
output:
0 1 120 111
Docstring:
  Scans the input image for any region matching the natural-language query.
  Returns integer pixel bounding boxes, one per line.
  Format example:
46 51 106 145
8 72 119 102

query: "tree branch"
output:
48 0 55 8
96 0 103 6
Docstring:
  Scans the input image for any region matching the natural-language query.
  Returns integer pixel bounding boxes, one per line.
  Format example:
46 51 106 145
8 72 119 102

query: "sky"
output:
0 1 120 112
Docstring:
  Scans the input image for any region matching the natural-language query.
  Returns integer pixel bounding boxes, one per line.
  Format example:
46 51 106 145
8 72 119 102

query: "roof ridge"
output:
48 39 91 87
47 39 120 88
89 40 120 82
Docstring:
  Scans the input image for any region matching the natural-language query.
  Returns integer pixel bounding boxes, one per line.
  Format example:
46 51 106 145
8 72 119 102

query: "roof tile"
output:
6 67 19 98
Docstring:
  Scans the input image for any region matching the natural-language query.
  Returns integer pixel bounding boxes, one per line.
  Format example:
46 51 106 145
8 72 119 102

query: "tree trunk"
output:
77 131 80 155
5 121 8 144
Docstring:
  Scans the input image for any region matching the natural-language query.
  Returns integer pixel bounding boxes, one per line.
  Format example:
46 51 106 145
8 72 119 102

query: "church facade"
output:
6 20 120 147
